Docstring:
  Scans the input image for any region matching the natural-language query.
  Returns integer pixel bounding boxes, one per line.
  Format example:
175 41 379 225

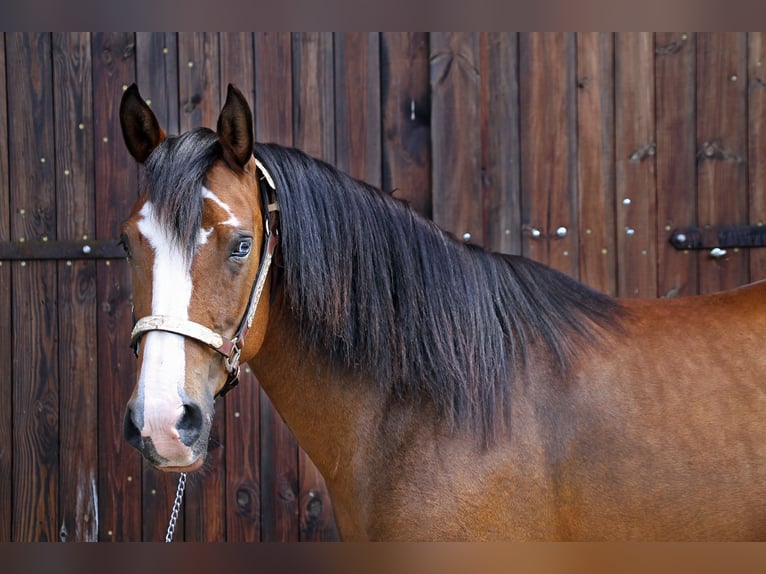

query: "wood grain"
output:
615 32 658 298
381 32 431 218
655 32 698 298
696 33 749 294
520 33 578 277
748 33 766 282
92 32 141 541
7 32 59 542
0 31 12 542
430 32 483 245
52 32 99 542
576 32 616 295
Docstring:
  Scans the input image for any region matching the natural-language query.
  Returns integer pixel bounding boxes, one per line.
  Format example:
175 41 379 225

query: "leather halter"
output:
130 158 280 398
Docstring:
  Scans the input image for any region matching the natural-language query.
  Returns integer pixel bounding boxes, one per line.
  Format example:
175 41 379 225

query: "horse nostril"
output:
176 403 203 446
123 405 143 450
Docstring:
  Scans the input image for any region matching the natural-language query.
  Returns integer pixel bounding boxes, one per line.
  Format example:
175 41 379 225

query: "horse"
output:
118 83 766 541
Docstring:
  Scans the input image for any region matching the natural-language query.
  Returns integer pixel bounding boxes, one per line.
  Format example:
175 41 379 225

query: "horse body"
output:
118 83 766 540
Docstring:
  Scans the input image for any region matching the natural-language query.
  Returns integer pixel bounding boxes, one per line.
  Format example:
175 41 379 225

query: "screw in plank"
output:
530 228 542 238
462 232 472 241
556 226 568 238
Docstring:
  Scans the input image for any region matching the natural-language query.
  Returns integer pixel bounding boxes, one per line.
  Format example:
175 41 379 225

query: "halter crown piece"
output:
130 158 280 398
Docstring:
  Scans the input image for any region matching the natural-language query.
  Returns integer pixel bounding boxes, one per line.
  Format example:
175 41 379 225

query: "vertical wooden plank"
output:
519 33 578 277
576 32 617 296
134 32 183 542
292 31 339 542
481 32 521 256
177 31 226 542
655 32 698 298
136 32 180 135
380 32 431 218
748 33 766 282
0 32 12 542
697 32 749 294
52 32 98 542
7 32 59 542
615 32 658 299
220 32 261 543
92 31 141 541
430 32 483 245
334 33 381 187
254 32 301 542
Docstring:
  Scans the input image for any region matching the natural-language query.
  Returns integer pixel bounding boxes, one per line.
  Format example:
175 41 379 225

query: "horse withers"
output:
118 83 766 540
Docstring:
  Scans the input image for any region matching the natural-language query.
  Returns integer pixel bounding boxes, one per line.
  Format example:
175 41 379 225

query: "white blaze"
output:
136 201 192 446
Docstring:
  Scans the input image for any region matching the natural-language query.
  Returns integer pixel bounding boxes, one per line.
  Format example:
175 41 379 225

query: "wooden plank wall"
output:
1 32 766 541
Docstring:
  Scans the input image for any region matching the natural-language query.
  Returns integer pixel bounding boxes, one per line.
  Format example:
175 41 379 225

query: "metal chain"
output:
164 472 187 543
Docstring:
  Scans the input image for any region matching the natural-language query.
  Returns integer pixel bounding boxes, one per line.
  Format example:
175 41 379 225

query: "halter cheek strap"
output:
130 158 279 398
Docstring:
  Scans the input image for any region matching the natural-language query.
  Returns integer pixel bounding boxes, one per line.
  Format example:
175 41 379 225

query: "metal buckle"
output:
223 342 241 375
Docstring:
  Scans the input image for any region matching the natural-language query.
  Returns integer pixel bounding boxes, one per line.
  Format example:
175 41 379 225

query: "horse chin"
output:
159 455 205 473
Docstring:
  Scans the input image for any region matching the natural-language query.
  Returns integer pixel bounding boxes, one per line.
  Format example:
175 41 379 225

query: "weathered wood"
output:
220 32 262 543
0 31 12 542
381 32 431 218
292 31 340 542
655 32 698 298
615 32 658 298
430 32 483 246
7 32 60 542
334 33 381 187
52 32 99 543
178 31 226 542
0 239 124 260
576 32 616 295
480 33 521 256
697 32 749 294
520 33 578 277
133 32 184 542
92 32 141 541
254 32 301 542
748 33 766 282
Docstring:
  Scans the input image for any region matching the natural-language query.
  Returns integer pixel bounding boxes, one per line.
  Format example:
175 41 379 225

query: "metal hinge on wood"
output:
669 225 766 250
0 239 125 261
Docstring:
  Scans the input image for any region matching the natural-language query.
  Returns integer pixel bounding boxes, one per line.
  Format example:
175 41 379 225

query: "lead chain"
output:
164 472 187 543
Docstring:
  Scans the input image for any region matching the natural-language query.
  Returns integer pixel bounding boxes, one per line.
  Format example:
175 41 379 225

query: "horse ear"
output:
217 84 254 169
120 84 165 164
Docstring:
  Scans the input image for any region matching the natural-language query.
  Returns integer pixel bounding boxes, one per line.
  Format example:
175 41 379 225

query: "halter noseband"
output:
130 158 280 398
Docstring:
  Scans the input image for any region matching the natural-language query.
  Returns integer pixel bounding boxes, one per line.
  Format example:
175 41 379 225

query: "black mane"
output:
253 143 624 443
142 129 624 444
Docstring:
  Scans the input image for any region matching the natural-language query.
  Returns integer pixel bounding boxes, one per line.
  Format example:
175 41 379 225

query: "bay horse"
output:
118 83 766 540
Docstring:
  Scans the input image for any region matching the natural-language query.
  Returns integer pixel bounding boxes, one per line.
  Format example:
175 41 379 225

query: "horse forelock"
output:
254 142 625 445
142 127 222 260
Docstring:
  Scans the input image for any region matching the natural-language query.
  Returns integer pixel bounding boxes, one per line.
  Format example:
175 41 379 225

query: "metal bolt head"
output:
709 247 727 259
462 232 471 241
675 233 687 243
556 226 568 238
82 245 92 254
531 228 542 238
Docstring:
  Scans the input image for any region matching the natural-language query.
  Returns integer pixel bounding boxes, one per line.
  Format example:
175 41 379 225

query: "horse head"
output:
118 84 275 472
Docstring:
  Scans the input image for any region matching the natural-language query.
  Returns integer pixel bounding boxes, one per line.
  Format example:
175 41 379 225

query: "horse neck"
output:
246 301 390 532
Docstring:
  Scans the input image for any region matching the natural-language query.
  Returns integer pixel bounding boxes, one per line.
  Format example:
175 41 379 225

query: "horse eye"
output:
230 238 252 259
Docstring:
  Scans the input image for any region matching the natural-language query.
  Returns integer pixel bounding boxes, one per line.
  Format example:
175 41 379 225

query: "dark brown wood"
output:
381 32 432 218
220 32 262 543
697 33 749 294
7 32 60 542
520 33 578 277
615 32 658 298
334 33 381 187
52 32 99 543
656 32 698 298
480 33 521 256
254 32 301 542
430 33 483 245
292 31 339 542
0 239 124 260
576 32 616 296
0 32 12 542
178 32 226 542
92 32 142 541
133 32 183 542
669 224 766 249
749 33 766 282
